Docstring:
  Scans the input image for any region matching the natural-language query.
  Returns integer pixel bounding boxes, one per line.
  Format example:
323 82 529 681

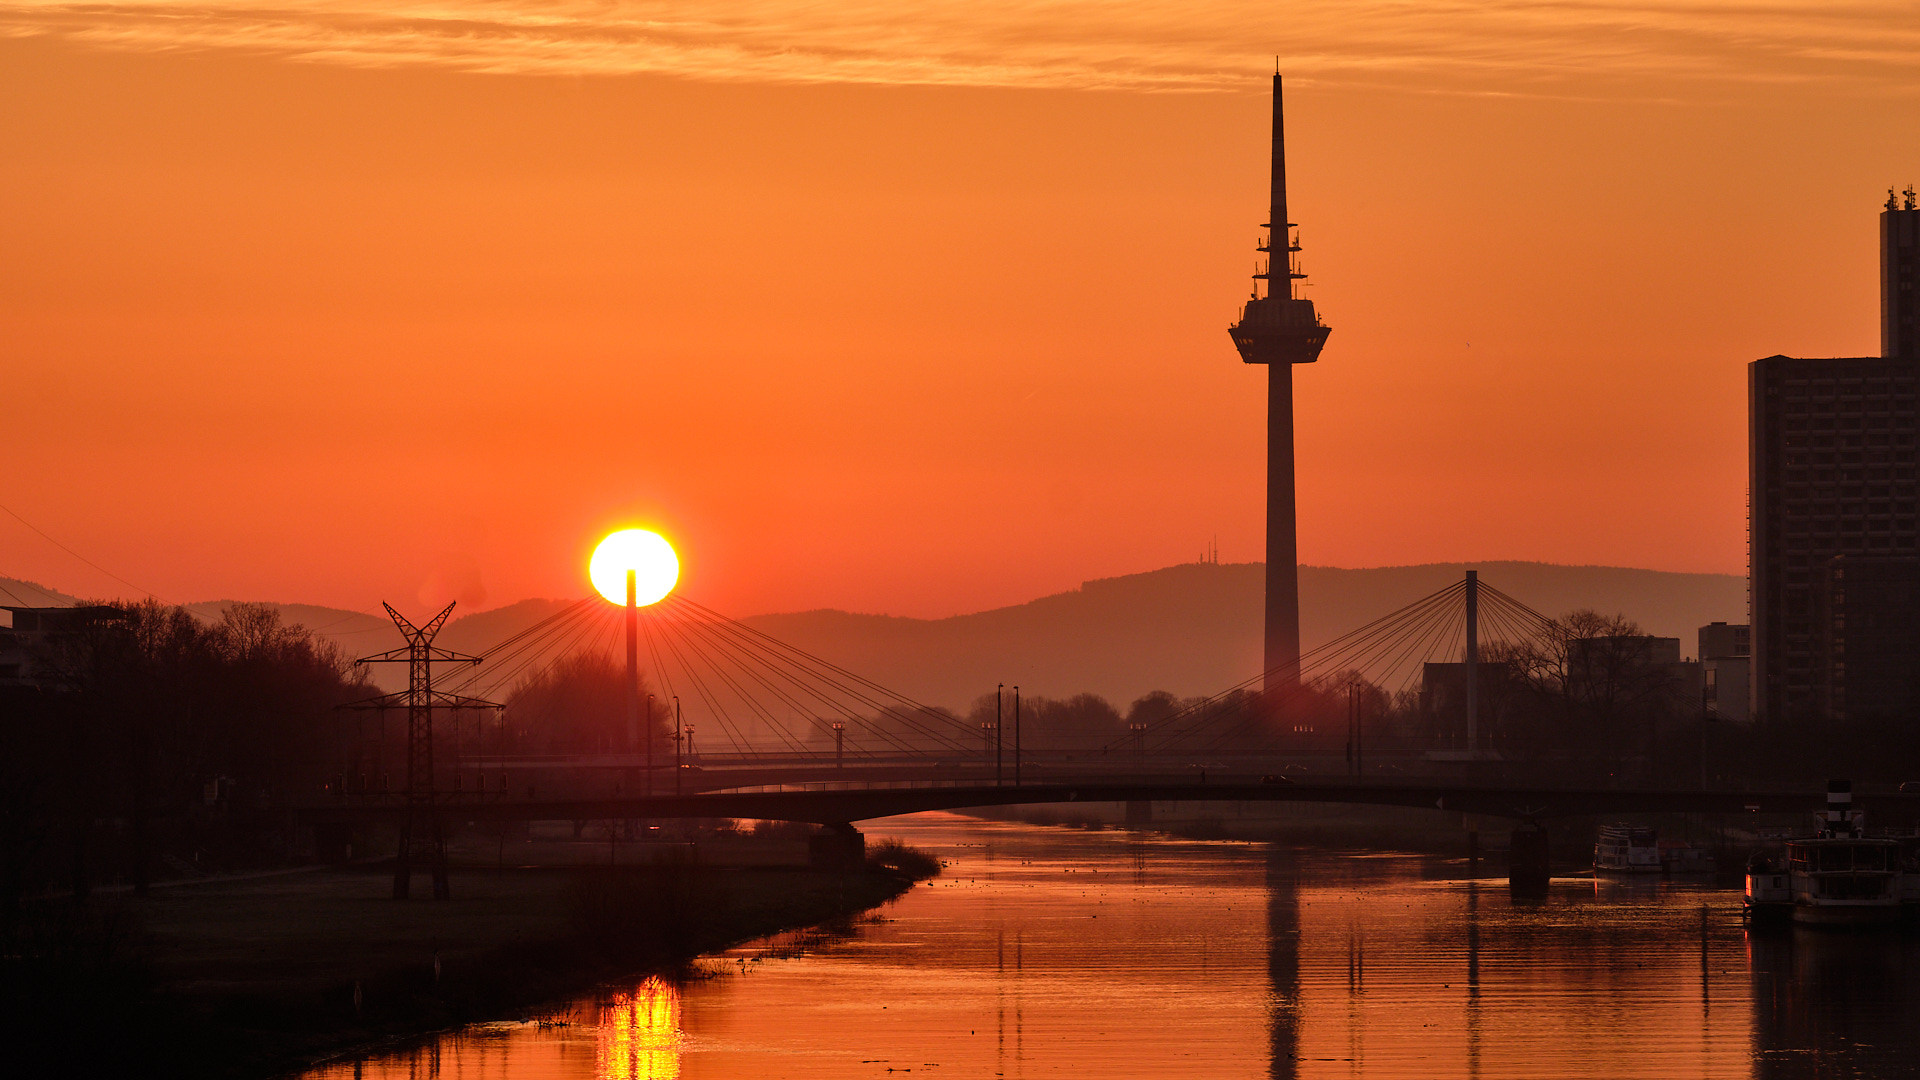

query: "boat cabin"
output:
1787 837 1897 901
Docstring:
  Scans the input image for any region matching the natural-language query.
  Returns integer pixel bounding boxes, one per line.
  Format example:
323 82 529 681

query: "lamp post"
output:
996 684 1004 786
1346 679 1357 777
673 696 683 795
1354 680 1364 777
1013 686 1022 787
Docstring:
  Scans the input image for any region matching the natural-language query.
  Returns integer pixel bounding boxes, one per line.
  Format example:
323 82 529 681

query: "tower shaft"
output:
1266 363 1301 683
1229 74 1328 691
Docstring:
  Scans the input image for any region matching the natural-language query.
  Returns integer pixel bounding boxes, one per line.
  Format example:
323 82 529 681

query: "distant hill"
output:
184 600 394 643
181 597 584 693
741 561 1745 711
3 562 1744 708
0 576 81 608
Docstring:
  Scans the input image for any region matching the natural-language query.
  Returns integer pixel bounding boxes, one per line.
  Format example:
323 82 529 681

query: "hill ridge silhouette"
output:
739 560 1742 709
3 561 1742 708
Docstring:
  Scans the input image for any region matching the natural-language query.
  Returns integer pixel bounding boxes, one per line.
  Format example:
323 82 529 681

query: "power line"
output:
0 499 169 603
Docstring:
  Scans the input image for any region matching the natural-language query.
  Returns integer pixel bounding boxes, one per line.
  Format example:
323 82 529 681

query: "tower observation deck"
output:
1228 74 1330 691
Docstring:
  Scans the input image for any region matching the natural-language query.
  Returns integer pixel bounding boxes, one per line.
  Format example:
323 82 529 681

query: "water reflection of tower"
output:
1465 881 1482 1080
1228 74 1331 691
995 927 1025 1077
1266 850 1302 1079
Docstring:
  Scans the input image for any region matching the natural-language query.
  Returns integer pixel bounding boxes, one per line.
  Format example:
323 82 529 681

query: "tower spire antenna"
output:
1227 73 1332 696
1270 72 1288 300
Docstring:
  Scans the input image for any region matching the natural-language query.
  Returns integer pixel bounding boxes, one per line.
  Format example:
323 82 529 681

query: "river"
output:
306 812 1920 1079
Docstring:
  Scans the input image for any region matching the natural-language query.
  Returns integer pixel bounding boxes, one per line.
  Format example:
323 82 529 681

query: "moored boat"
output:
1746 836 1903 925
1744 781 1912 926
1594 824 1716 875
1594 824 1661 873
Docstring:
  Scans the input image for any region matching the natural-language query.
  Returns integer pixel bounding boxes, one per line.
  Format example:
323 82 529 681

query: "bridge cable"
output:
646 603 817 755
666 596 982 756
648 602 897 758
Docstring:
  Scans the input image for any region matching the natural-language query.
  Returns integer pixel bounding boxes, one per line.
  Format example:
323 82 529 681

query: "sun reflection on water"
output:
597 976 682 1080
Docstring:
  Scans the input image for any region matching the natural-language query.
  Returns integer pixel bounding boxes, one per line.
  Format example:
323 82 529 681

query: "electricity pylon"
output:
344 602 499 900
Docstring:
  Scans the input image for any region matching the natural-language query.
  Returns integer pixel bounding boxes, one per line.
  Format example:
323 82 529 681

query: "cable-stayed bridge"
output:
327 571 1557 785
303 573 1881 888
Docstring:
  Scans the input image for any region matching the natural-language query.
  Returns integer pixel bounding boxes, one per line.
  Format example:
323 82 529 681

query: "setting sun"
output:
590 529 680 606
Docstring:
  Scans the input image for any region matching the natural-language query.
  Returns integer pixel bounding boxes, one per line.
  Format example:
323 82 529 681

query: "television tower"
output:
1228 74 1330 690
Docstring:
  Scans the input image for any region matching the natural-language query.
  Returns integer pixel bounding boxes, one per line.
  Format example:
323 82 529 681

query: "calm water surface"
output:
310 813 1920 1079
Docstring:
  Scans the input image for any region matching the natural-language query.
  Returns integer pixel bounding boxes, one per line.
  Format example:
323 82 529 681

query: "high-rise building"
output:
1884 186 1918 360
1749 358 1920 721
1227 75 1330 690
1816 555 1920 721
1749 190 1920 722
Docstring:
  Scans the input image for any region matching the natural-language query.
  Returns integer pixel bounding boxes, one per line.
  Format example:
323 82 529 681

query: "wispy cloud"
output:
1 1 1914 94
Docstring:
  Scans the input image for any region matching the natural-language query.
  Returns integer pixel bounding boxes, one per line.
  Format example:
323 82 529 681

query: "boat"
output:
1745 836 1906 925
1593 824 1716 874
1744 781 1917 925
1594 824 1661 873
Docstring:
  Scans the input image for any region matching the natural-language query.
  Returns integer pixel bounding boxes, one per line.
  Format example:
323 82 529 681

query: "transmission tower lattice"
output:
344 602 500 900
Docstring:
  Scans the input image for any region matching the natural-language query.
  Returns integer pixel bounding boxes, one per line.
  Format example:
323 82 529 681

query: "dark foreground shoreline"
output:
4 861 925 1079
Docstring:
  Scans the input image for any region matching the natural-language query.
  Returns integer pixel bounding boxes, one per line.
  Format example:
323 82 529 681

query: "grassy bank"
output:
4 855 932 1079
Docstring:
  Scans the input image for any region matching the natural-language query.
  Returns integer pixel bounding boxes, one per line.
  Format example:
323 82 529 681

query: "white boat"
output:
1745 836 1906 925
1745 783 1914 926
1594 824 1661 873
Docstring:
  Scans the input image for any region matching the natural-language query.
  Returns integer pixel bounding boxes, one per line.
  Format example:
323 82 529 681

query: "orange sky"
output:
2 2 1914 619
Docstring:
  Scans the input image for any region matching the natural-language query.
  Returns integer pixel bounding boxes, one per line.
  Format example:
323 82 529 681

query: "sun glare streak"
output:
590 529 680 607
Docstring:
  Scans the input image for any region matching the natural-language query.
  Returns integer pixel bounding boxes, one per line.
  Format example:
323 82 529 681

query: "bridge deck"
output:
300 780 1895 826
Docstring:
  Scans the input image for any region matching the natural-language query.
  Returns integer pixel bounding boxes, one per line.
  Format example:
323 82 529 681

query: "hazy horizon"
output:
3 556 1747 709
2 554 1744 624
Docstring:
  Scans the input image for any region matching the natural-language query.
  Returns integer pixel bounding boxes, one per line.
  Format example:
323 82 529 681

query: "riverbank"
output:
4 857 930 1079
